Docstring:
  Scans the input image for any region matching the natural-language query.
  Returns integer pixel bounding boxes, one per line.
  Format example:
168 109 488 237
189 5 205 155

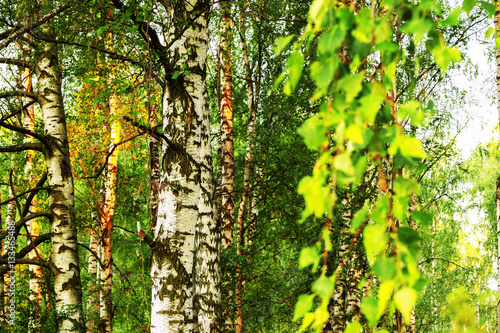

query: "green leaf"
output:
351 207 369 231
401 17 434 42
373 258 396 281
360 295 379 327
364 224 388 263
378 281 394 317
480 1 496 17
299 246 320 270
485 27 495 39
431 45 461 71
371 196 388 225
297 115 328 150
411 211 433 227
309 0 331 29
462 0 477 13
312 275 334 301
275 36 294 55
399 100 424 126
441 7 462 26
398 227 421 259
318 26 345 56
337 73 364 103
344 321 362 333
394 288 417 324
345 123 373 148
172 71 180 79
334 152 355 175
388 134 426 160
285 51 304 94
359 85 386 124
293 294 315 321
298 175 331 218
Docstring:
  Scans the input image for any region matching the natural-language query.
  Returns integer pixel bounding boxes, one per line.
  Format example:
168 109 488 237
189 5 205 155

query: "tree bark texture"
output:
20 63 44 326
35 39 84 333
151 1 220 332
87 214 100 333
99 46 120 333
219 3 235 250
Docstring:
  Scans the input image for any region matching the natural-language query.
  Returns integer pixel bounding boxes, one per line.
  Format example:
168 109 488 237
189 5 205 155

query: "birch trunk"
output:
219 3 235 250
149 103 161 230
151 1 220 331
36 39 84 333
3 187 15 322
87 213 100 332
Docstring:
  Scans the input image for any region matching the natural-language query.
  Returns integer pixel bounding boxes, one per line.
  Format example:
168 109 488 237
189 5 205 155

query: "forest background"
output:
0 0 499 332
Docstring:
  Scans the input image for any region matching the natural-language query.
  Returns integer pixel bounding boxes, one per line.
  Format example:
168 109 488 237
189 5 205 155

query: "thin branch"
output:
0 142 44 153
77 242 104 270
0 1 74 50
0 211 53 242
0 90 38 101
22 172 47 218
0 58 30 67
0 119 48 146
0 186 49 207
2 233 52 260
0 259 55 275
122 115 176 149
419 257 470 271
1 100 37 122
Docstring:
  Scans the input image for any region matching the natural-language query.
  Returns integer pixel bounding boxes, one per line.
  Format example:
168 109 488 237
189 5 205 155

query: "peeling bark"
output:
151 1 220 332
36 37 84 333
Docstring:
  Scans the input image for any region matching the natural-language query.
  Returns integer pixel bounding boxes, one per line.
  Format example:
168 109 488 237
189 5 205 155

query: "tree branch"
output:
0 90 38 101
1 100 37 122
0 259 55 276
0 186 49 207
0 211 53 242
0 58 30 67
0 142 44 153
2 233 52 260
77 242 104 270
0 1 74 50
22 172 47 218
0 119 48 146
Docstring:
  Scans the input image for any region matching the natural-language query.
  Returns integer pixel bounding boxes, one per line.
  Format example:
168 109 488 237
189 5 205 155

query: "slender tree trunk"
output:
233 9 261 331
3 187 15 323
148 104 161 230
151 2 220 332
35 37 84 333
99 57 120 333
20 61 44 328
87 213 100 333
220 3 235 250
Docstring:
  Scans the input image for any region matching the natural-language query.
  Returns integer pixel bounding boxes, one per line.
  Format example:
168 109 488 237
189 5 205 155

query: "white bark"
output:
150 1 220 332
36 41 84 333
